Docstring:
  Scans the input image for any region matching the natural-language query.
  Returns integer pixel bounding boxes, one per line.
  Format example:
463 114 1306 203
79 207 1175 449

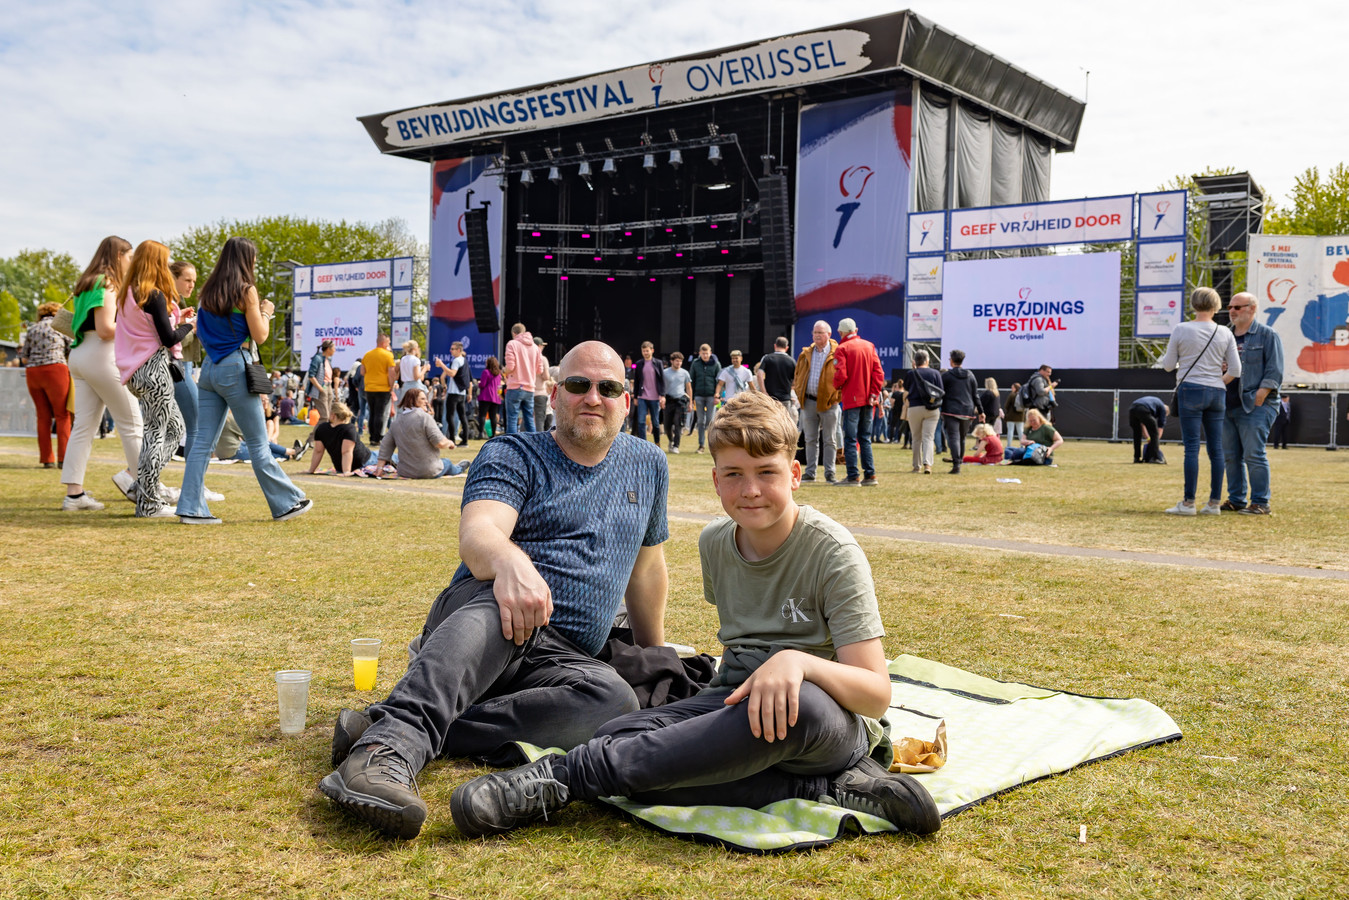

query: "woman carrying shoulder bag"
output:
176 237 311 524
1158 287 1241 516
116 240 196 517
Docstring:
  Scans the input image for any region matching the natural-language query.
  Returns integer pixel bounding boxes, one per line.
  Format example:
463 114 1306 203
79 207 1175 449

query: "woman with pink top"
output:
116 241 195 517
477 355 503 437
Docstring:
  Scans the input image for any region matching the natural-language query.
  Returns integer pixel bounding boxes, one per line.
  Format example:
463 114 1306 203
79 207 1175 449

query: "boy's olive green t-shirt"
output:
699 504 884 690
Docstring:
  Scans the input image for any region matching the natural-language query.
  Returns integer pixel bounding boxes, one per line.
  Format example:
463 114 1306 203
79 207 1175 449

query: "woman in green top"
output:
1021 408 1063 460
60 236 143 512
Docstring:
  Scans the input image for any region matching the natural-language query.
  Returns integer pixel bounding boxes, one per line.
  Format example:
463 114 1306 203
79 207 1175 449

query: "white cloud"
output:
2 0 1344 261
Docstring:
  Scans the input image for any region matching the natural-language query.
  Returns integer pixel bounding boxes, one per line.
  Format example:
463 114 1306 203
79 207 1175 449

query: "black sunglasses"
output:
562 376 625 399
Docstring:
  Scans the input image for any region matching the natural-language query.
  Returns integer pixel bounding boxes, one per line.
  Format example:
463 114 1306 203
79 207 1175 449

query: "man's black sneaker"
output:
331 708 374 767
822 756 941 835
800 474 817 482
1238 503 1271 516
318 744 426 840
450 755 570 837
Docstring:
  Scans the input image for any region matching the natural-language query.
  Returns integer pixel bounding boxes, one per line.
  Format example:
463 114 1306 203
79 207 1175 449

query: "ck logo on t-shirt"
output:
780 598 813 624
626 490 638 504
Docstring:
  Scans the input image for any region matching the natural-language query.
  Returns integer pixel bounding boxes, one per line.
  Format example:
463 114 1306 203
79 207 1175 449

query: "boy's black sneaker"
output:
450 755 570 837
331 708 374 767
318 744 426 840
823 756 941 834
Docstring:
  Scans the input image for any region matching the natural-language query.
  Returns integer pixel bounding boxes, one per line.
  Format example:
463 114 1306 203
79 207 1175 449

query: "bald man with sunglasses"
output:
321 341 670 840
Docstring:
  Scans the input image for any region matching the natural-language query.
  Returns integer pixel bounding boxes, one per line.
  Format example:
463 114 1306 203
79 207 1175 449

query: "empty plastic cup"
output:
276 670 312 734
351 638 381 691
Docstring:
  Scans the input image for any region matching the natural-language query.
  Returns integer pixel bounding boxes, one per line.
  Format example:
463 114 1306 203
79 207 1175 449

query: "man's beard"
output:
556 409 622 452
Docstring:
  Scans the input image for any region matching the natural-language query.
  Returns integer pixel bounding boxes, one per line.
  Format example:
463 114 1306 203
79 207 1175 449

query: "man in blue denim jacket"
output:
1221 292 1284 515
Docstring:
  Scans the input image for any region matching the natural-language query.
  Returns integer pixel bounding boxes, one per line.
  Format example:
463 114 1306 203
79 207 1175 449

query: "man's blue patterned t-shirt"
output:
450 431 669 656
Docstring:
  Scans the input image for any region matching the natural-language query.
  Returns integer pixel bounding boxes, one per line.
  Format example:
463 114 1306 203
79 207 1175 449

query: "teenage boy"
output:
449 392 940 838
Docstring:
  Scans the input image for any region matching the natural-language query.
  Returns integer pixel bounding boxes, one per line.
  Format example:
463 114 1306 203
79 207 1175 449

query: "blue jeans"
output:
556 682 867 809
356 390 369 433
389 452 466 478
359 577 639 771
172 360 198 459
177 352 305 519
841 405 875 480
503 387 535 433
1177 382 1226 503
235 441 289 461
634 397 662 442
693 396 715 448
1224 401 1277 506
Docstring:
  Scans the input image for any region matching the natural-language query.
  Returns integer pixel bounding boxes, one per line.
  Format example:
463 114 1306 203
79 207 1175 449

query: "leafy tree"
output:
0 290 21 343
169 216 425 369
1265 164 1349 236
0 249 81 322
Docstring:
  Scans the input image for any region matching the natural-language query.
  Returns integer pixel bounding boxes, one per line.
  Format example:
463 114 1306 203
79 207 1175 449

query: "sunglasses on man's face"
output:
562 376 626 399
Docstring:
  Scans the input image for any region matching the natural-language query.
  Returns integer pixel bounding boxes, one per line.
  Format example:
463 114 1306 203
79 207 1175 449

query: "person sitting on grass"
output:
449 391 940 839
1018 408 1062 460
374 386 469 479
307 401 372 476
962 423 1004 465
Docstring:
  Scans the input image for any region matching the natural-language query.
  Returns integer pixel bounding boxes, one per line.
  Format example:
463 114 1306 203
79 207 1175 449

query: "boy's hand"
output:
725 650 807 742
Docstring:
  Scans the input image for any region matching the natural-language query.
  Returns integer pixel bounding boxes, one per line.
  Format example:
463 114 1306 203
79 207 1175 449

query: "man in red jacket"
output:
832 317 885 486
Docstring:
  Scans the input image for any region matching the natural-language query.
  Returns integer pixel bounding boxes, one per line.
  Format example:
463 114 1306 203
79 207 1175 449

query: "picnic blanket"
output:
522 654 1180 853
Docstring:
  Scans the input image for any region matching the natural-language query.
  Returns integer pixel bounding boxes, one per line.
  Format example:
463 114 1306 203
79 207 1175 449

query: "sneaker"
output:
62 493 105 511
274 498 313 521
834 476 862 487
696 446 705 454
456 459 471 470
670 446 680 454
158 483 181 503
142 506 179 519
111 469 136 501
1238 503 1271 516
1198 501 1222 516
203 488 225 503
800 474 817 482
319 744 427 840
861 476 879 487
292 440 312 462
331 708 375 768
180 515 223 525
1219 500 1246 512
824 474 838 484
822 756 940 835
450 755 570 837
1164 501 1197 516
922 465 931 475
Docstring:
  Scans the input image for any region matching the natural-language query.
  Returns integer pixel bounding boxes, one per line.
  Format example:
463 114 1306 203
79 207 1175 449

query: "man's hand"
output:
724 650 808 743
491 553 553 645
1255 387 1271 406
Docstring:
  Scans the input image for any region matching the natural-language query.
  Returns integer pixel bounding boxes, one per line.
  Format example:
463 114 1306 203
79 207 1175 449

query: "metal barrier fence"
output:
1050 388 1347 449
0 368 36 437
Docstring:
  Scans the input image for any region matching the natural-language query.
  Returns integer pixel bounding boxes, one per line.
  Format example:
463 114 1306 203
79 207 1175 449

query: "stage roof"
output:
358 10 1085 159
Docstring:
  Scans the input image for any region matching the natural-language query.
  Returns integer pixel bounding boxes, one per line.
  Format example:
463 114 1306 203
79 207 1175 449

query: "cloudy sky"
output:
1 0 1341 260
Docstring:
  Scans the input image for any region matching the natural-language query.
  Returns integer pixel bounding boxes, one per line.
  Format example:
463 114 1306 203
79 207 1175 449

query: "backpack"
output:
911 372 945 410
1013 381 1034 413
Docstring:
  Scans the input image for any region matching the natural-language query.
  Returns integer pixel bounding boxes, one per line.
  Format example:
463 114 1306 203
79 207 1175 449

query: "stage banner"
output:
1247 234 1349 386
1136 239 1185 288
948 195 1134 252
941 252 1121 369
309 258 394 294
792 86 911 371
1134 289 1184 338
392 288 412 319
393 257 414 288
1138 191 1187 241
428 156 504 376
908 211 946 255
299 294 378 371
292 324 303 354
907 255 943 298
391 321 411 348
906 300 942 341
293 267 312 295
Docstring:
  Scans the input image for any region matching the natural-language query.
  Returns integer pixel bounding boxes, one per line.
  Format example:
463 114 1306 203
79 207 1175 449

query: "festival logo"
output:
648 65 666 107
1265 277 1296 325
833 165 874 249
919 218 934 247
1153 199 1171 231
454 213 468 276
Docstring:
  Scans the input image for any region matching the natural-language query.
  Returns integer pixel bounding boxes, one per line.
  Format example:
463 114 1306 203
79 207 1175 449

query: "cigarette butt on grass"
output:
1079 825 1087 844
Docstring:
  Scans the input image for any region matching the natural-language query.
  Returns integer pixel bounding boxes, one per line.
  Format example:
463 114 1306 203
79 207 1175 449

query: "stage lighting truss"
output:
538 263 764 279
514 212 741 235
489 133 741 182
517 238 759 259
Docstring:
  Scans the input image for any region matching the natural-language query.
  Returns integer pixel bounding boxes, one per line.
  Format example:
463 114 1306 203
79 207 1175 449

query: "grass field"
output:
1 432 1346 899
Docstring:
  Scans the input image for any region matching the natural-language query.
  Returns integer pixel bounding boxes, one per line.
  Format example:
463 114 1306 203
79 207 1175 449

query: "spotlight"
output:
548 166 561 184
578 160 592 182
520 169 534 186
642 153 655 173
669 149 682 169
602 158 617 176
707 144 722 164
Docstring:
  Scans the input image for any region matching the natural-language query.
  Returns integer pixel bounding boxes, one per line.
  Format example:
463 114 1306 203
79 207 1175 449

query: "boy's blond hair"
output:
707 392 798 462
